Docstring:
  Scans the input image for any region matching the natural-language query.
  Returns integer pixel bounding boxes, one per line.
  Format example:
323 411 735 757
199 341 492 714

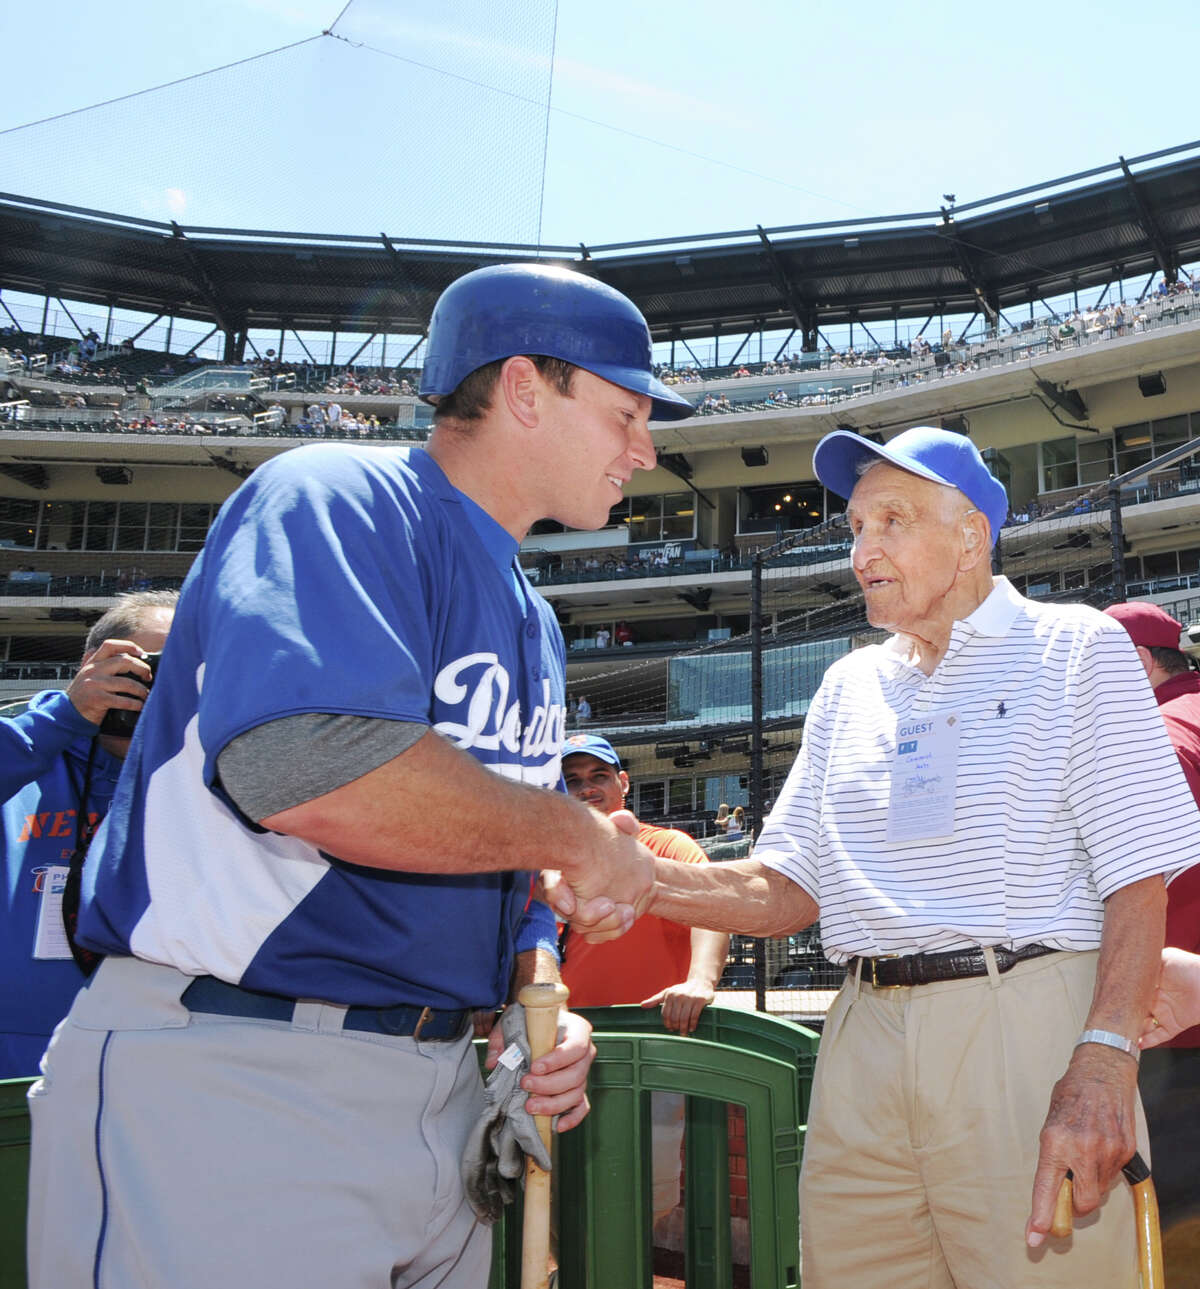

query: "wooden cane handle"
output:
1051 1174 1074 1238
518 981 569 1289
1130 1179 1165 1289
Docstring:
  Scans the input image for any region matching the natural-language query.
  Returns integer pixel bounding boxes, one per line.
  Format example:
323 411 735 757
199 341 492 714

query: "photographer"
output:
0 589 176 1076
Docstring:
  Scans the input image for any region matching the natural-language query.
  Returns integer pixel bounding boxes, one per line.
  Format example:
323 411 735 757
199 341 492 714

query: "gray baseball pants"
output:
27 956 490 1288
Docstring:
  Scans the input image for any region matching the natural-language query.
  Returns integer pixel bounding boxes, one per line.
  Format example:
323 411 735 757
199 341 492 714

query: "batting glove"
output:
461 1002 555 1224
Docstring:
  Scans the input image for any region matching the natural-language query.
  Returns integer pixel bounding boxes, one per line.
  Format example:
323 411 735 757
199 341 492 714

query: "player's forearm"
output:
650 858 817 938
1084 874 1167 1041
687 928 730 987
262 727 601 878
510 948 562 997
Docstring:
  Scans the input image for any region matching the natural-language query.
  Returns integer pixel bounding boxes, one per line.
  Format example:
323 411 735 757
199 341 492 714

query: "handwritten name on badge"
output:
887 713 960 843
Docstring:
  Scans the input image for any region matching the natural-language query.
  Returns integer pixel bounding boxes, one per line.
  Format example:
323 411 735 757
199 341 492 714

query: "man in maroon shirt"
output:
1103 601 1200 1231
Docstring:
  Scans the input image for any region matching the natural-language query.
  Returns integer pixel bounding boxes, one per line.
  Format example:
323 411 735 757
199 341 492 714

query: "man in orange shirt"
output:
558 733 729 1225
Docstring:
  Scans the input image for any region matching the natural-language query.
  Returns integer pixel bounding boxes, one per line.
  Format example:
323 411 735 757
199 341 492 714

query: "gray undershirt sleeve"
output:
216 714 428 822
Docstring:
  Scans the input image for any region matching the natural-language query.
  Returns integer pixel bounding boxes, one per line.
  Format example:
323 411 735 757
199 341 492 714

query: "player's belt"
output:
847 942 1058 989
181 975 472 1041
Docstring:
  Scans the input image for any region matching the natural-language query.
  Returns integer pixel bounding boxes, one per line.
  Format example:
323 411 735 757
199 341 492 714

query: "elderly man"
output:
553 426 1198 1288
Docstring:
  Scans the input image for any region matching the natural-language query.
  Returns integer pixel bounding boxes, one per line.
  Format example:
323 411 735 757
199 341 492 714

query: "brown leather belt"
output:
848 942 1058 989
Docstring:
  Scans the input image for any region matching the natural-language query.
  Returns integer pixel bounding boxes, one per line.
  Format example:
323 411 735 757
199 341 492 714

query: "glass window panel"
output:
627 495 663 544
1177 546 1200 574
0 498 40 548
178 503 213 552
84 502 117 551
1041 438 1078 493
115 502 148 550
660 493 695 540
669 778 694 814
146 502 178 551
1142 550 1179 578
738 481 826 534
37 501 85 550
1152 415 1188 453
1114 422 1154 477
636 781 665 820
1078 437 1114 485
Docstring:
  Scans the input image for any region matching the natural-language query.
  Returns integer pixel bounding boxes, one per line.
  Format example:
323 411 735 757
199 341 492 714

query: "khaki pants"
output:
800 950 1146 1289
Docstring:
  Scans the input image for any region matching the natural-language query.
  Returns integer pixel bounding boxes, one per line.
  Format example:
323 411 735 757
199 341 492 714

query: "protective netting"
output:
0 1 560 246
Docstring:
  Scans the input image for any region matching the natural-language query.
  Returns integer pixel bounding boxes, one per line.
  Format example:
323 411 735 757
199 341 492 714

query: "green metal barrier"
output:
4 1008 816 1289
0 1078 34 1289
486 1005 818 1288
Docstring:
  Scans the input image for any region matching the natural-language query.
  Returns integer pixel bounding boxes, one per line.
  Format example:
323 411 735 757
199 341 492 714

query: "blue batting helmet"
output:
418 263 693 422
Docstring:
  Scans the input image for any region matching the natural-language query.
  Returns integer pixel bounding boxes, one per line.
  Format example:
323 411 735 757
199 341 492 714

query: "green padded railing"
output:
487 1005 818 1288
0 1078 35 1289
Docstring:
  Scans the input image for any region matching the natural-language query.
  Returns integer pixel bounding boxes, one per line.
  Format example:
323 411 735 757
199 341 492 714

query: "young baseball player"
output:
26 264 692 1289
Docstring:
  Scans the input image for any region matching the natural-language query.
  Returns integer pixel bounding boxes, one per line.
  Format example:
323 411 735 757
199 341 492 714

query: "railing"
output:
1 572 184 598
676 288 1200 416
0 661 74 682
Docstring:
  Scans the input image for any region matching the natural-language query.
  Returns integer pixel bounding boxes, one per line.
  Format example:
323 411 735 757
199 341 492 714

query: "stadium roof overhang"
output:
3 144 1200 343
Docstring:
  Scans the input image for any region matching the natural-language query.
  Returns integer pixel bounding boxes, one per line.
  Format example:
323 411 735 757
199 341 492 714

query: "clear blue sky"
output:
2 0 1196 250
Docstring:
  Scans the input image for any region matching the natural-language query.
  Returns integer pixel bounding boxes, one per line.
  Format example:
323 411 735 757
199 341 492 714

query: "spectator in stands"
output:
713 803 730 835
0 590 177 1077
558 733 728 1228
724 806 745 841
576 694 592 722
614 620 634 647
1102 601 1200 1227
595 626 611 649
554 426 1197 1288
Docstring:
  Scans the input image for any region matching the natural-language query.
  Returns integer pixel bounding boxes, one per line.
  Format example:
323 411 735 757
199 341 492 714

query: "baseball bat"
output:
518 980 569 1289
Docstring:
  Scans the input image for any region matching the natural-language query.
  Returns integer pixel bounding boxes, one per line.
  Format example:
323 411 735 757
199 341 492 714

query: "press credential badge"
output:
887 713 960 843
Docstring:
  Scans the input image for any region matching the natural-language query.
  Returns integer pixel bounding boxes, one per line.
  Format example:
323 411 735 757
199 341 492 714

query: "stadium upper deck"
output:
3 140 1200 358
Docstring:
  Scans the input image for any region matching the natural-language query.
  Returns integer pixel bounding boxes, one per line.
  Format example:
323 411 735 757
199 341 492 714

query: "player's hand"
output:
67 638 154 726
547 808 654 942
1139 947 1200 1049
640 978 715 1034
1025 1044 1139 1246
473 1008 499 1039
509 1008 595 1132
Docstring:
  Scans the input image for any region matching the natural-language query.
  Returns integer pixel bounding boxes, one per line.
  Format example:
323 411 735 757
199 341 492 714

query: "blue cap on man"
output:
561 733 622 768
813 426 1009 546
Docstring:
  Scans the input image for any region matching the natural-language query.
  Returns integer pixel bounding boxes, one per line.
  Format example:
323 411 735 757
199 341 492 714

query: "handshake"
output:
542 808 656 942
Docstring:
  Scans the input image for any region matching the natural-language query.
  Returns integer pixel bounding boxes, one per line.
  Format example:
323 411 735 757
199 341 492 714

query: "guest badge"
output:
33 864 72 960
887 713 960 843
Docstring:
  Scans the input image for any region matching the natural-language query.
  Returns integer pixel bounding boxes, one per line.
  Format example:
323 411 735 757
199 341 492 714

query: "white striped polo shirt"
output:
757 577 1200 961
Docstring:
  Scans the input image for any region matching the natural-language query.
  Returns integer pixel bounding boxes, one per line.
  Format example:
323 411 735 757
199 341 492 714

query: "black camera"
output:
99 651 162 738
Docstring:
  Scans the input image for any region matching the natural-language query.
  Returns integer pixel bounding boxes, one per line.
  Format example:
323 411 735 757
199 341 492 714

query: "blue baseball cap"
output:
561 733 622 768
813 426 1009 547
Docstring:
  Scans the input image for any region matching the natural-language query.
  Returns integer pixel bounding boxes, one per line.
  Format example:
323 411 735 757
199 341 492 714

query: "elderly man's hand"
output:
67 638 154 726
1025 1044 1139 1246
543 808 654 943
1140 947 1200 1049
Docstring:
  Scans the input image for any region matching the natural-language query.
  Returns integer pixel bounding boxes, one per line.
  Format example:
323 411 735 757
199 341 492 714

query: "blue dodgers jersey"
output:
79 445 566 1008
